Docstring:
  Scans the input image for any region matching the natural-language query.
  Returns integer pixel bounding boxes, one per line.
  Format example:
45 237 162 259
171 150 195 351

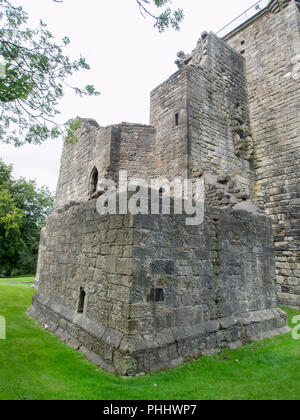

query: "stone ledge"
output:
28 295 289 376
278 292 300 309
29 293 124 347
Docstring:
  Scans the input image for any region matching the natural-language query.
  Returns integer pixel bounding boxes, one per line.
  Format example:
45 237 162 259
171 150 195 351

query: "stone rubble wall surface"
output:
186 34 255 195
29 199 289 375
225 0 300 308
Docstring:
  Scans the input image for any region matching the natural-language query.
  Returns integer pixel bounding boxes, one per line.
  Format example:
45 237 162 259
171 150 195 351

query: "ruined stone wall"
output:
29 198 288 375
55 122 157 208
149 33 256 195
55 122 112 209
33 201 134 347
186 34 255 195
107 123 157 183
56 33 259 209
224 0 300 308
131 207 278 328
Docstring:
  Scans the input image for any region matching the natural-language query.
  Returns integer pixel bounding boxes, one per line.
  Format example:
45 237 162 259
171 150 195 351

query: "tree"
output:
0 0 100 146
0 189 23 276
0 0 183 147
53 0 184 33
0 159 54 276
135 0 184 32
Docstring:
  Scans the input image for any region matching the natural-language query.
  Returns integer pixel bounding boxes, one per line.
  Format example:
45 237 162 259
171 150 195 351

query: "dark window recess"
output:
175 113 179 126
90 167 98 195
77 287 86 313
149 288 165 302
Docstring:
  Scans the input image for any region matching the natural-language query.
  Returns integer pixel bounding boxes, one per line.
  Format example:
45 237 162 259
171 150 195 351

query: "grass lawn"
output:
0 276 299 400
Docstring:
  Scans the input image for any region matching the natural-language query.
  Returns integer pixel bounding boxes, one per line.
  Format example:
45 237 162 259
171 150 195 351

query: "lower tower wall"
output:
29 199 289 375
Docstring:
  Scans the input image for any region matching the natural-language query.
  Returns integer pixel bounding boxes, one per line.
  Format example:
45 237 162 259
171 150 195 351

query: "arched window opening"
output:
89 167 98 196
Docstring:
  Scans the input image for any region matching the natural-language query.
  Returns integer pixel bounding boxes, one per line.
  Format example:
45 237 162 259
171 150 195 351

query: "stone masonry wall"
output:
186 34 255 195
150 70 189 180
107 123 157 183
224 0 300 308
56 33 258 209
29 198 288 375
130 207 278 327
55 122 112 209
35 202 133 336
55 122 157 209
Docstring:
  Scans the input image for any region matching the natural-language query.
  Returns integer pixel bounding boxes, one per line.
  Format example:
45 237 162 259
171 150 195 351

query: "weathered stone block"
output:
117 258 133 276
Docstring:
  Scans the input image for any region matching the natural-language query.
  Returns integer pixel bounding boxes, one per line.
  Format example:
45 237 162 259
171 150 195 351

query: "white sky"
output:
0 0 258 193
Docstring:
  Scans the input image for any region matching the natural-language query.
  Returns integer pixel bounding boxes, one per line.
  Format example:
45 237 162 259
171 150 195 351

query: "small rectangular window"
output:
148 288 164 302
175 113 179 126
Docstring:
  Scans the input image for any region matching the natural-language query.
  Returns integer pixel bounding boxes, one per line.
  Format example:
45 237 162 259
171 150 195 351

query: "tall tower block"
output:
225 0 300 307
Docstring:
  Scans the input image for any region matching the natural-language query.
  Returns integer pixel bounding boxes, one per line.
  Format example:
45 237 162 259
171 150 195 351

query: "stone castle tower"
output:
224 0 300 308
29 0 299 375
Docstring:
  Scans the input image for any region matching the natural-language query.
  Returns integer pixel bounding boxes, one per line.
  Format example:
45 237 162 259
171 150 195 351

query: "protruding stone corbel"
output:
268 0 292 14
175 51 192 69
175 31 211 69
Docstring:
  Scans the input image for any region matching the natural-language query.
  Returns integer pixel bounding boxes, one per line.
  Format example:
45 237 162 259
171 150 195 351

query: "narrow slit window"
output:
77 287 86 314
89 167 98 196
175 113 179 126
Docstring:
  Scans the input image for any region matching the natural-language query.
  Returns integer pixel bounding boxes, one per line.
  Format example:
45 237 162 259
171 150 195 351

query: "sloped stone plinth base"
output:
29 294 289 375
29 199 290 375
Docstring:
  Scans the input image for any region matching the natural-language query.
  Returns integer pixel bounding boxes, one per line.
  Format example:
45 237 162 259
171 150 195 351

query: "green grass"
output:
0 276 299 400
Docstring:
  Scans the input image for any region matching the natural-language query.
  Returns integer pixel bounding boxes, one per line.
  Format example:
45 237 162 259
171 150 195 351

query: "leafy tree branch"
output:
0 158 54 276
0 0 183 147
0 0 99 146
135 0 184 32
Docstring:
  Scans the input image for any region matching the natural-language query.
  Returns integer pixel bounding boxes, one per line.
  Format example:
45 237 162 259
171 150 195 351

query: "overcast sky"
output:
1 0 260 193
